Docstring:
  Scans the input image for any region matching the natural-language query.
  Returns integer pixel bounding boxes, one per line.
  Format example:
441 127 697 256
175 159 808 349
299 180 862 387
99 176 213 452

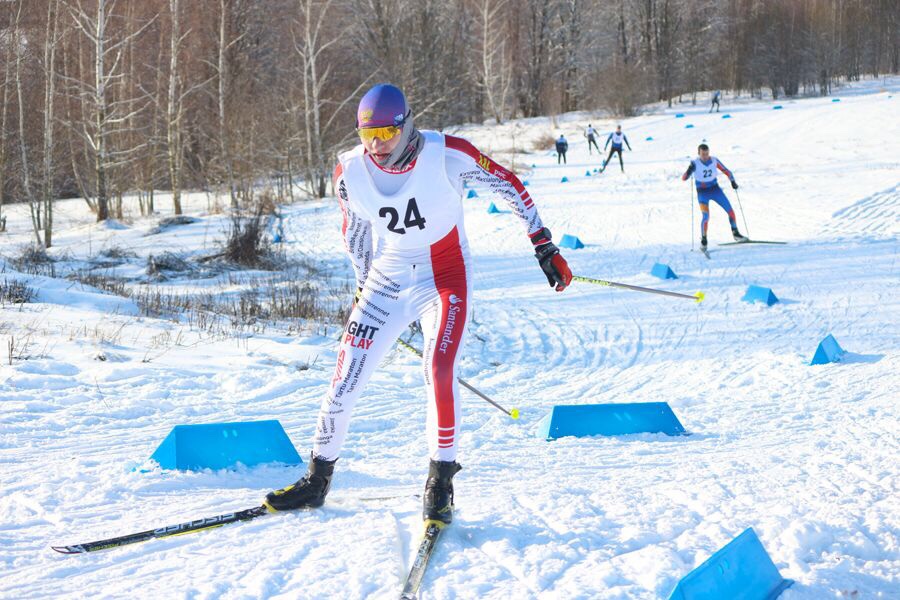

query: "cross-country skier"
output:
585 124 600 155
601 125 631 173
681 143 747 250
710 90 721 113
555 134 569 164
264 83 572 524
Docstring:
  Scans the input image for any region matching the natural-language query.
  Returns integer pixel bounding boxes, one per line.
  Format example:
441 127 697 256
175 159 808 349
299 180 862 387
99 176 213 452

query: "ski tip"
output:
51 545 82 554
694 291 706 303
510 408 520 420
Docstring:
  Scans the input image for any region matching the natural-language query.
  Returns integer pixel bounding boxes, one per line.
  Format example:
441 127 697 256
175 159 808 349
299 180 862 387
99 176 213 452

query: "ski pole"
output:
395 337 520 420
690 183 695 251
734 189 751 238
573 275 705 303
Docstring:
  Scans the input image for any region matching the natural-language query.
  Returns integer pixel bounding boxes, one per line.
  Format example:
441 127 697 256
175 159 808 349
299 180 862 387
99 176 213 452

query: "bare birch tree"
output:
64 0 152 222
165 0 186 215
292 0 369 198
215 0 236 208
40 0 61 246
11 0 41 241
0 12 15 233
475 0 513 123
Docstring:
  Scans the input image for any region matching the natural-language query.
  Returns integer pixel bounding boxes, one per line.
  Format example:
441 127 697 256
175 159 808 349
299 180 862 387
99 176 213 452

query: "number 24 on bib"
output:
379 198 427 234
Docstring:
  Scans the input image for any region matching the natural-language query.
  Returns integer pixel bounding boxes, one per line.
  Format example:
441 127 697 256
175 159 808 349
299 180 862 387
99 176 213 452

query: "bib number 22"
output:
379 198 427 234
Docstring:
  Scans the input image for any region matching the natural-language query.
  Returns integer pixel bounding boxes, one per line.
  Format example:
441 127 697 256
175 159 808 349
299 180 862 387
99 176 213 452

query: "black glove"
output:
731 180 739 190
530 228 572 292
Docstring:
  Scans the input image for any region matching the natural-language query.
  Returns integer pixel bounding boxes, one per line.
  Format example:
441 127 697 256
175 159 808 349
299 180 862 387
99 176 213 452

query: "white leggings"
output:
313 245 471 462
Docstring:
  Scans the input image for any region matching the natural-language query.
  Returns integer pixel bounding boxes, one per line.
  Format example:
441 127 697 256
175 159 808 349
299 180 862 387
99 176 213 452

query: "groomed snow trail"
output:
1 79 898 599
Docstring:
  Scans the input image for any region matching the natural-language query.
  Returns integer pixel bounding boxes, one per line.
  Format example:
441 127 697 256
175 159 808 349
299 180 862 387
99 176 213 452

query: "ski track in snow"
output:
1 78 899 599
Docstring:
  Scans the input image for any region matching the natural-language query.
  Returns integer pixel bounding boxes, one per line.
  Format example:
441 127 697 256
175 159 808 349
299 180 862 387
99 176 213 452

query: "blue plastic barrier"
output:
538 402 685 440
722 114 732 119
585 170 592 177
150 420 302 471
675 113 685 118
560 176 569 183
668 528 793 600
831 98 841 102
773 105 783 110
742 285 779 306
558 234 584 249
487 202 501 214
651 263 678 280
466 189 478 199
646 136 654 141
531 163 536 168
522 180 529 186
685 124 695 129
810 334 846 366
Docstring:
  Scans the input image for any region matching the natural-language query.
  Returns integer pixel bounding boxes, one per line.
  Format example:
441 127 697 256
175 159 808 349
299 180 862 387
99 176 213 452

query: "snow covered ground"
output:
1 78 898 599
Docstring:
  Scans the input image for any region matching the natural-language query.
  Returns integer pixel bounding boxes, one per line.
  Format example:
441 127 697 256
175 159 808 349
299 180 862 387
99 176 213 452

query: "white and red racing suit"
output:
315 131 547 462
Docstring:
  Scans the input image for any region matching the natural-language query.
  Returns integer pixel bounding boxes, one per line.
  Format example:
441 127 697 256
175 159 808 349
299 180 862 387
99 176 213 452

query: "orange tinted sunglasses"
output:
357 125 403 142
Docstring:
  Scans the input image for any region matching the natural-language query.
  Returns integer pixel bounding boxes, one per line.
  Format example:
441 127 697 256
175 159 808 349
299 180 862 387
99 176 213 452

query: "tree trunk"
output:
42 0 60 248
94 0 110 222
167 0 183 215
218 0 238 209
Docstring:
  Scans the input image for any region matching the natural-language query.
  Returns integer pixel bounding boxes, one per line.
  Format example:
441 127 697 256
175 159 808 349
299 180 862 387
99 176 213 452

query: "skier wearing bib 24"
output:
264 84 572 524
681 143 748 250
601 125 632 173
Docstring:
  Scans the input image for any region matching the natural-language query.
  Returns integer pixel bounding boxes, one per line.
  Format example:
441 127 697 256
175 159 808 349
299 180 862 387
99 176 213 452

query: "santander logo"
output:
449 294 463 305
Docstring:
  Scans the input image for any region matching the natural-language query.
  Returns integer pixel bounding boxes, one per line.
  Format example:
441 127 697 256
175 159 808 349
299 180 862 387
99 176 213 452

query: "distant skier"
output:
585 124 600 155
710 90 721 113
555 134 569 164
601 125 631 173
681 143 747 250
264 84 572 524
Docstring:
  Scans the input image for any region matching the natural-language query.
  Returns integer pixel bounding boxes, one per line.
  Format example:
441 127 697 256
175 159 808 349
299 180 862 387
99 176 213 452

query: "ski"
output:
51 492 412 555
718 239 786 246
400 519 446 599
51 505 268 554
700 248 711 259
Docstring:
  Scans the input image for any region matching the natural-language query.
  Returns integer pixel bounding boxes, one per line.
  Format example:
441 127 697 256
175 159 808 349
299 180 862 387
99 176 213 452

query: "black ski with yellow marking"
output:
51 506 268 554
400 520 446 599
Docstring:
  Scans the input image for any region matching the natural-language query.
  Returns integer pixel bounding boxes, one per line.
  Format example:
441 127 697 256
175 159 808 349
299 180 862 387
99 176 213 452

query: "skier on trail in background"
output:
585 124 600 155
710 90 721 113
555 134 569 164
601 125 632 173
681 143 748 251
264 84 572 525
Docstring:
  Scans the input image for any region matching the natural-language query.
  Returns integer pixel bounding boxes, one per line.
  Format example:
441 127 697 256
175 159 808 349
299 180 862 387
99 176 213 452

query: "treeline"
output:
1 0 897 246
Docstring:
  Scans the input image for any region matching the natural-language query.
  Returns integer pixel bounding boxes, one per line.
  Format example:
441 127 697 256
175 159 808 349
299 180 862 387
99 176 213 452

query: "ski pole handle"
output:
396 338 519 419
573 275 705 303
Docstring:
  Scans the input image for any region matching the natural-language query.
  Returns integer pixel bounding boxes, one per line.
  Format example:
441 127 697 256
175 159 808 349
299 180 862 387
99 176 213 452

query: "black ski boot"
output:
732 228 749 242
423 460 462 524
264 454 336 512
700 235 708 251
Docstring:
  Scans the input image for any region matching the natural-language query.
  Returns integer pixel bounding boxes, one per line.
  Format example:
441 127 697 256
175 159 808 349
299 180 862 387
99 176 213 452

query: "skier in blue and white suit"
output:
601 125 632 173
681 143 748 250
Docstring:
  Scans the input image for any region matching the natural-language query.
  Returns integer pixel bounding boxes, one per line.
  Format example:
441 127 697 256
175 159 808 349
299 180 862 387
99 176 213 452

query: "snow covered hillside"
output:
1 79 898 599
